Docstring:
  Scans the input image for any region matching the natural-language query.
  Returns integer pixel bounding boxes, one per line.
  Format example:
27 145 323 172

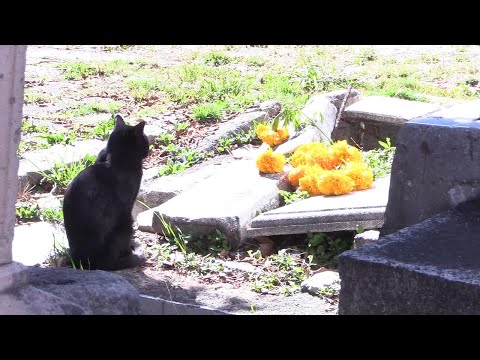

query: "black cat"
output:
63 115 150 270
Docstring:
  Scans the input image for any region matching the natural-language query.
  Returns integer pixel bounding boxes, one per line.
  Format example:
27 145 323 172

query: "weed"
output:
40 207 64 223
306 232 352 268
192 102 224 122
67 101 121 117
203 51 232 66
24 91 51 105
127 77 160 101
39 154 96 192
87 116 115 140
15 202 41 222
21 119 48 134
156 132 175 146
278 189 310 205
362 137 396 179
246 56 265 67
36 132 77 146
174 121 190 132
216 137 233 154
158 147 205 176
59 62 99 80
317 286 340 298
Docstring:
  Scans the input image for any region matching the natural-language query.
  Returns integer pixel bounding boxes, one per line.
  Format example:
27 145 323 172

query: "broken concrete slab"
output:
381 117 480 236
429 99 480 120
344 96 442 125
1 266 140 315
339 199 480 315
333 96 443 150
196 100 280 153
13 222 68 266
246 176 390 238
134 154 237 218
18 139 105 189
146 159 282 249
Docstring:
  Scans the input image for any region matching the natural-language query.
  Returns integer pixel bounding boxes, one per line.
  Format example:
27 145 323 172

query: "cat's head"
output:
106 115 150 161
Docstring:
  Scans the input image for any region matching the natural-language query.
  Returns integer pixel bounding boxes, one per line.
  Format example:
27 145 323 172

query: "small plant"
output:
127 77 159 102
158 147 205 176
156 132 175 146
15 202 40 222
88 116 115 140
216 137 233 154
37 131 77 146
362 137 396 179
24 91 51 105
317 286 340 298
39 154 96 192
175 121 190 132
67 101 121 117
21 119 48 134
278 189 310 205
192 102 224 122
59 61 99 80
306 232 352 268
157 213 187 254
203 51 232 66
246 56 265 67
40 208 64 223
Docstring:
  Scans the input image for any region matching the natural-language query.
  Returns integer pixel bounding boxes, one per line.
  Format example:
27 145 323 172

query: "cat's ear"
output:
114 115 126 129
134 121 146 136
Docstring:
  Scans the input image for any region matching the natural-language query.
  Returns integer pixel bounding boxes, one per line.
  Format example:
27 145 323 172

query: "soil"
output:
22 45 480 315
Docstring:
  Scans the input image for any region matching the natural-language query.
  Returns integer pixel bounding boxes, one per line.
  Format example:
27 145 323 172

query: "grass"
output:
66 100 121 117
192 102 225 122
362 137 396 179
24 91 51 104
87 116 115 140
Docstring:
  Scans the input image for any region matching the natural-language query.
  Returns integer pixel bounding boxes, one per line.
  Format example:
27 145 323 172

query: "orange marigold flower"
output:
299 174 323 196
288 166 306 188
341 161 374 190
256 148 286 174
332 140 362 164
317 170 355 196
256 123 289 147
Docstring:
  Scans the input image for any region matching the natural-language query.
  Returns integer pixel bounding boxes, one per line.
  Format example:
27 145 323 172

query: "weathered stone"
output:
247 176 390 238
149 159 282 249
196 100 280 153
333 96 443 150
258 100 281 118
36 194 62 211
382 117 480 236
339 199 480 315
133 154 235 218
220 260 262 275
353 230 380 249
322 88 361 111
275 126 324 155
18 139 105 189
429 99 480 120
0 266 141 315
301 271 340 296
13 222 68 266
300 95 337 143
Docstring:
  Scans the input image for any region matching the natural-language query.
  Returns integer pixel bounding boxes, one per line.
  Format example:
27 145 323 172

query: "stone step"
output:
138 159 282 249
246 176 390 238
339 199 480 315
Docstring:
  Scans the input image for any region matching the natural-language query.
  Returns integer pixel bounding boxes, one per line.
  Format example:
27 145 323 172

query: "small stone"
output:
301 271 340 296
353 230 380 249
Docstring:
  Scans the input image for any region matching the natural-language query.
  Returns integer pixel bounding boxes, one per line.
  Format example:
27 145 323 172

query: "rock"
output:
353 230 380 249
322 89 362 111
2 266 141 315
300 96 337 143
13 222 68 266
301 271 340 296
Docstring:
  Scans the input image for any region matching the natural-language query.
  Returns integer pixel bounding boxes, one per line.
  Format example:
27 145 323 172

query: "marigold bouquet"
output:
288 140 374 196
256 123 289 147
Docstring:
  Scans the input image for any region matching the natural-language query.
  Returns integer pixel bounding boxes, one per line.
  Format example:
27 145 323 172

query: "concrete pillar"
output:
0 46 28 293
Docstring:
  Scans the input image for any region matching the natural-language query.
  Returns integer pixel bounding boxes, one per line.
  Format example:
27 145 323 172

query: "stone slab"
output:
339 199 480 315
429 99 480 120
17 139 105 189
13 222 68 266
344 96 442 125
382 117 480 236
246 176 390 237
148 159 282 249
